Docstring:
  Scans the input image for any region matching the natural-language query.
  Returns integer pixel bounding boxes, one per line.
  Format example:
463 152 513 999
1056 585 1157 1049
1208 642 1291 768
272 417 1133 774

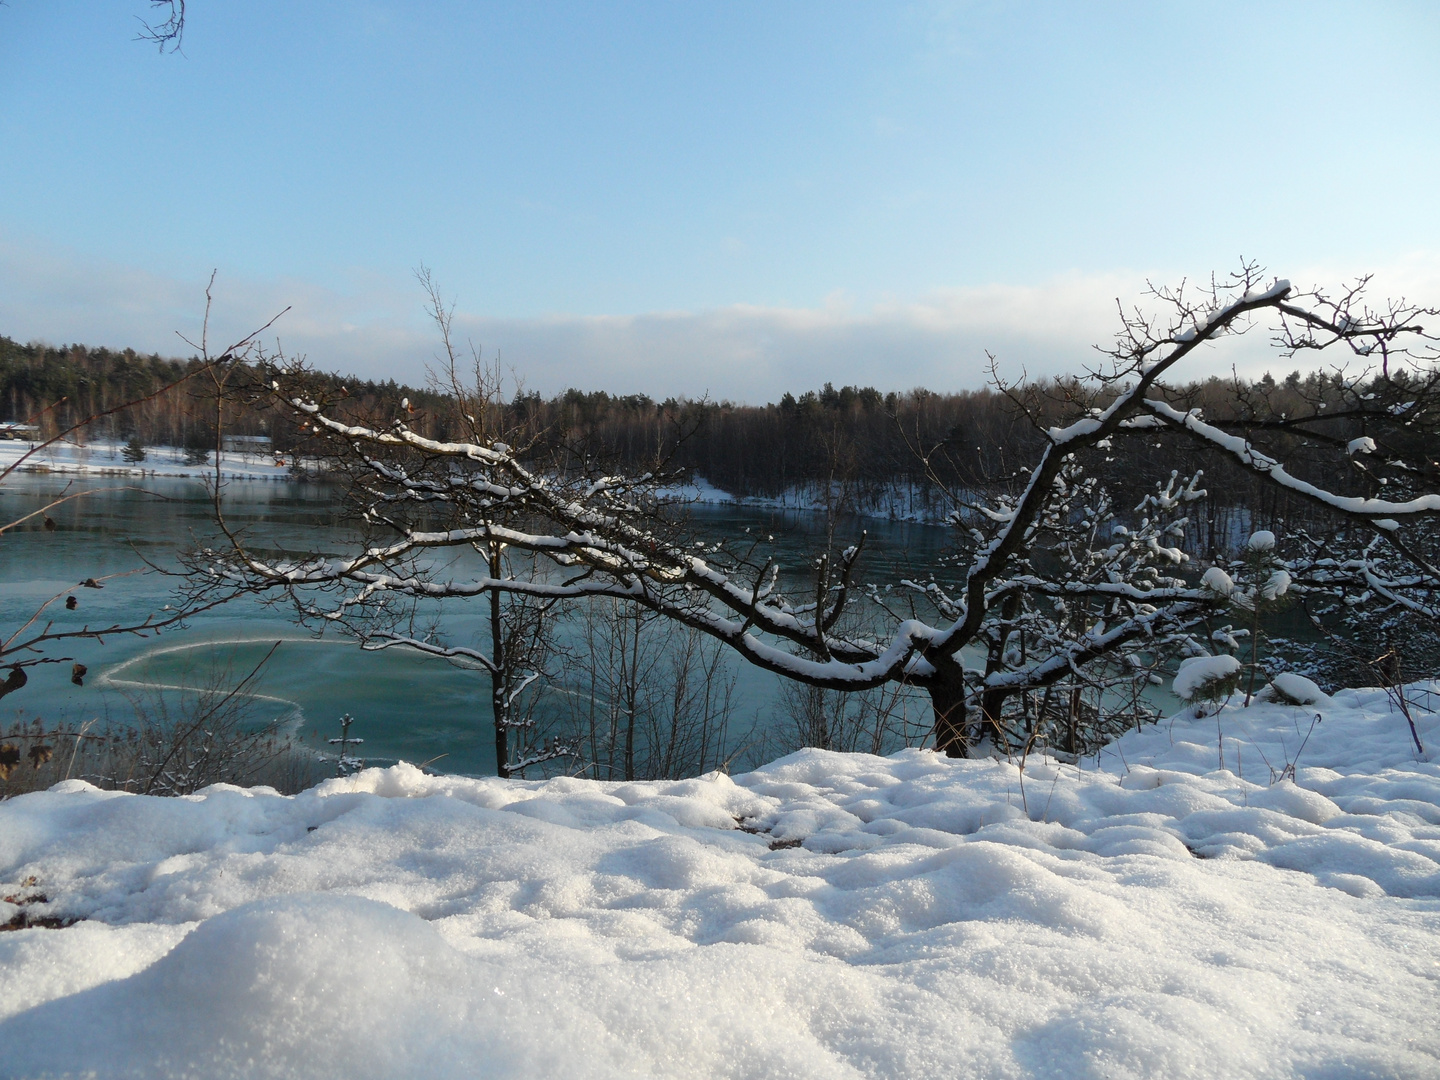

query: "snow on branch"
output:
1141 399 1440 520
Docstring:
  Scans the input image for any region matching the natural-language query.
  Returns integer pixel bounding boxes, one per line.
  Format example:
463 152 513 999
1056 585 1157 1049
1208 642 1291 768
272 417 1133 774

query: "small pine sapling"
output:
1196 530 1295 706
1173 653 1244 714
328 713 365 776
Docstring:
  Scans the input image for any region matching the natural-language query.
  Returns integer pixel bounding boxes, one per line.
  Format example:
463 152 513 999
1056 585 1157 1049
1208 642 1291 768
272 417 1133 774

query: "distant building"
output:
221 434 273 454
0 422 39 440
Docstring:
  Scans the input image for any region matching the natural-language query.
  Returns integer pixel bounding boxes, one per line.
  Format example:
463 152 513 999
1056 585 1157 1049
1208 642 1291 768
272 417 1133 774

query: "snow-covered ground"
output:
0 439 298 481
1 687 1438 1078
658 475 739 505
665 477 954 524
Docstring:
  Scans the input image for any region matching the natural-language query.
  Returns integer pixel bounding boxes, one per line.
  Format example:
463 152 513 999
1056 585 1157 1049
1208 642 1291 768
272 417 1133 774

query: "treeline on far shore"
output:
2 333 1421 554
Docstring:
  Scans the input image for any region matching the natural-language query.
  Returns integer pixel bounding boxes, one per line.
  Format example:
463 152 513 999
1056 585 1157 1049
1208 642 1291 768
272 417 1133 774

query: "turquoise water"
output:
0 475 955 774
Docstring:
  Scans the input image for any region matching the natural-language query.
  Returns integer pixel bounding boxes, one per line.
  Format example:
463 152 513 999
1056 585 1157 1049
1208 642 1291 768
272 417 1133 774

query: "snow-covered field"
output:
0 439 297 481
1 688 1438 1078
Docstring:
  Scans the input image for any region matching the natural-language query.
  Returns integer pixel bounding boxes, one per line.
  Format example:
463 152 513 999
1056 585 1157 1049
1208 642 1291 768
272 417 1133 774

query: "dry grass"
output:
0 712 325 799
1 646 327 799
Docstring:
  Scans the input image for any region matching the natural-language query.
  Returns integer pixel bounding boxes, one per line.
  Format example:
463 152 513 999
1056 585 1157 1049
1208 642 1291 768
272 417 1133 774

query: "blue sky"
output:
2 2 1438 399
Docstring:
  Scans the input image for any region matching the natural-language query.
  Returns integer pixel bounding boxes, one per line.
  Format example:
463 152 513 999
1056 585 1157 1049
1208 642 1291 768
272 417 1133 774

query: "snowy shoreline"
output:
0 439 305 482
664 476 954 524
1 687 1437 1077
1 445 956 525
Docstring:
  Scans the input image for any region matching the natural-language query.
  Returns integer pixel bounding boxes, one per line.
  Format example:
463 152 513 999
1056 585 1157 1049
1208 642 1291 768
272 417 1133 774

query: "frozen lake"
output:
0 473 956 775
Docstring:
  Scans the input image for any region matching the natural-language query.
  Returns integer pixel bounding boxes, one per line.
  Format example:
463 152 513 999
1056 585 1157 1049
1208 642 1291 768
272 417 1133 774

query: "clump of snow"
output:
1266 672 1329 706
1348 436 1377 456
0 687 1438 1078
1200 566 1234 597
1260 568 1291 601
1173 654 1243 701
1241 280 1290 302
1247 530 1277 552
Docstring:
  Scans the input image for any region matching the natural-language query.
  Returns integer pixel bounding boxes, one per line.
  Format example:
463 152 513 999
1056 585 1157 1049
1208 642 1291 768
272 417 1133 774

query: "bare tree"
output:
776 678 922 757
136 1 185 52
188 265 1440 758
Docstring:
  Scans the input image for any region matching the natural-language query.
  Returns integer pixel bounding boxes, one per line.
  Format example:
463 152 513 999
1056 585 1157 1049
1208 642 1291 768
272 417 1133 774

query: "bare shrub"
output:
561 599 742 780
0 643 323 799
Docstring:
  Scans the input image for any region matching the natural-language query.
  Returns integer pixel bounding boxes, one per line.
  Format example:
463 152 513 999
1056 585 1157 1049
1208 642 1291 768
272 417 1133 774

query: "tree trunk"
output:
926 656 969 758
623 610 640 782
489 544 509 779
975 594 1018 749
978 686 1011 750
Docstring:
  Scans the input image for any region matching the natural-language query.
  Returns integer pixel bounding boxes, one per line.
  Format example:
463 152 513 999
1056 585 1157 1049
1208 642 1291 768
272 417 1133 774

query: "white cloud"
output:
447 273 1138 401
2 232 1435 404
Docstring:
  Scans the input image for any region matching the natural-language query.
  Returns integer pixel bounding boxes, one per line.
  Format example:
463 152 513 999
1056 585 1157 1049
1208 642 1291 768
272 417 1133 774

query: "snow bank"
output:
1267 672 1329 706
1 688 1438 1078
657 476 737 505
662 476 955 524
